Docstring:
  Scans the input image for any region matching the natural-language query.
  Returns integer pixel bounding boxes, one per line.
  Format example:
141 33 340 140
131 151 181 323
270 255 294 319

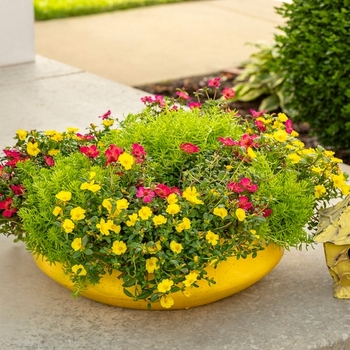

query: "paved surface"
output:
1 1 350 349
35 0 284 86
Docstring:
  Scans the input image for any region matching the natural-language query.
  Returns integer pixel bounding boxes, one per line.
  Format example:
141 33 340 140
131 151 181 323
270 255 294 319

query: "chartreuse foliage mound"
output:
34 0 194 20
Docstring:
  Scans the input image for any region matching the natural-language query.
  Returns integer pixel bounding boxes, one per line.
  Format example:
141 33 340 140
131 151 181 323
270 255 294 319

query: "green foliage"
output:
34 0 194 21
233 42 289 113
275 0 350 150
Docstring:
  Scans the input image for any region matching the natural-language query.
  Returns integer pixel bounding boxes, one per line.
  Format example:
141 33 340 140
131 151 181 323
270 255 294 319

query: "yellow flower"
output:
112 240 127 255
183 272 198 287
292 140 305 149
96 218 113 235
66 127 79 133
225 165 233 170
291 130 299 137
56 191 72 202
277 112 288 122
315 185 326 199
331 174 346 188
331 157 343 164
167 193 178 204
126 213 138 227
175 217 191 232
236 208 246 222
110 223 121 234
157 278 174 293
52 206 62 216
166 203 181 216
62 219 75 233
250 229 260 239
71 264 87 276
16 129 27 141
89 171 96 180
182 186 203 204
311 166 323 173
48 149 60 156
213 207 228 220
148 241 162 254
272 130 288 142
160 295 174 309
102 198 113 212
80 180 101 193
153 214 167 226
324 150 335 157
71 237 83 251
341 184 350 196
247 147 256 159
26 142 40 157
206 230 219 246
170 240 183 254
70 206 86 221
138 206 153 220
51 132 63 142
145 257 159 273
119 152 135 170
287 153 301 164
116 198 129 211
44 130 57 136
103 119 114 127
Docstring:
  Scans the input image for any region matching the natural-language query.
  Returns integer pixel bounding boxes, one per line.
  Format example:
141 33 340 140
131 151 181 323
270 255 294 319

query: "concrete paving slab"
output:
35 0 285 86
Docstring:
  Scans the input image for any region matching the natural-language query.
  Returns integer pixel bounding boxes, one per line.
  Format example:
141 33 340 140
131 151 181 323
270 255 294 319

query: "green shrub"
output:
275 0 350 150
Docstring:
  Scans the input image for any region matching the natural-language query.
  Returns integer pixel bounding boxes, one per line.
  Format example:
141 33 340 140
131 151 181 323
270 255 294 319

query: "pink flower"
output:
188 102 202 109
285 119 293 134
79 145 100 158
105 144 123 165
227 181 245 193
99 110 112 120
141 96 154 104
222 88 235 99
154 95 165 107
180 143 200 153
255 120 266 132
10 184 24 196
0 197 17 217
250 109 266 118
237 196 252 210
76 133 94 141
176 91 190 100
238 134 258 149
132 143 146 163
170 105 179 111
218 137 237 146
44 156 55 167
136 186 156 203
207 77 221 88
227 178 258 193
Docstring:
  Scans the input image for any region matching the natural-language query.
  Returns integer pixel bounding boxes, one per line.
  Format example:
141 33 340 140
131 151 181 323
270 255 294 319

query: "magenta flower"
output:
155 184 172 198
255 120 266 132
44 156 55 167
79 145 100 158
238 134 258 149
285 119 293 134
176 91 190 100
132 143 146 163
154 95 165 107
227 181 245 193
105 144 123 165
136 186 156 203
207 77 221 88
99 110 112 120
222 87 235 99
218 137 237 146
141 96 154 104
250 109 266 118
10 184 24 196
227 178 258 193
180 143 200 153
237 196 252 210
188 102 202 109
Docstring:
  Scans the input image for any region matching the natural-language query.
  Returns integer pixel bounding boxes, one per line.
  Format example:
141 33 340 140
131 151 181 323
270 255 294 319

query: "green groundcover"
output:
34 0 196 20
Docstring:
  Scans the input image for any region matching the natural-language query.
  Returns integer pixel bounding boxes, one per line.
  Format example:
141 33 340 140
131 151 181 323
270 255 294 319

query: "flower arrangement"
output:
0 78 348 309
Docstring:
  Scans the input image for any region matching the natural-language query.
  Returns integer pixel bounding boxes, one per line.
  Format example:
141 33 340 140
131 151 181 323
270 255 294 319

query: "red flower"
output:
76 133 95 141
176 91 190 100
79 145 100 158
227 181 245 193
188 102 202 109
207 77 221 88
105 144 123 165
262 207 272 218
44 156 55 167
136 186 156 203
180 143 200 154
155 184 172 198
227 178 258 193
0 197 17 217
99 110 112 120
218 137 237 146
238 134 258 149
285 119 293 134
255 120 266 132
238 196 252 210
222 87 235 99
10 184 24 196
132 143 146 163
250 109 266 118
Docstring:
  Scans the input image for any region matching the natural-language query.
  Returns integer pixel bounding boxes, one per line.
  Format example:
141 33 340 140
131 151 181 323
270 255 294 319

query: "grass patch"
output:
34 0 195 20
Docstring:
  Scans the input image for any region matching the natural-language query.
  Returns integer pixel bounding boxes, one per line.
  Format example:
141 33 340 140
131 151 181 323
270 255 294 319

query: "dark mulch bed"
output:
135 70 349 164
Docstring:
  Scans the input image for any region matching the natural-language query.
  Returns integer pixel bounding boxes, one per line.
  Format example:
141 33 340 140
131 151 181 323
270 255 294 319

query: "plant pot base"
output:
34 243 283 310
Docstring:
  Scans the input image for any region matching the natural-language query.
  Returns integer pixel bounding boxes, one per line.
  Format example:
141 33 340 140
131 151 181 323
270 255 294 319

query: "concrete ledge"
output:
1 57 350 350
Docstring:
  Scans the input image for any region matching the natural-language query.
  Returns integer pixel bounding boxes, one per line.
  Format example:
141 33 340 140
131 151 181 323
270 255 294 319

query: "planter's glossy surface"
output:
34 244 284 310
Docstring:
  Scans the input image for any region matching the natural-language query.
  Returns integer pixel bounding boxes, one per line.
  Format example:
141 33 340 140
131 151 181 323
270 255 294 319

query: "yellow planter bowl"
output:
34 244 283 310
